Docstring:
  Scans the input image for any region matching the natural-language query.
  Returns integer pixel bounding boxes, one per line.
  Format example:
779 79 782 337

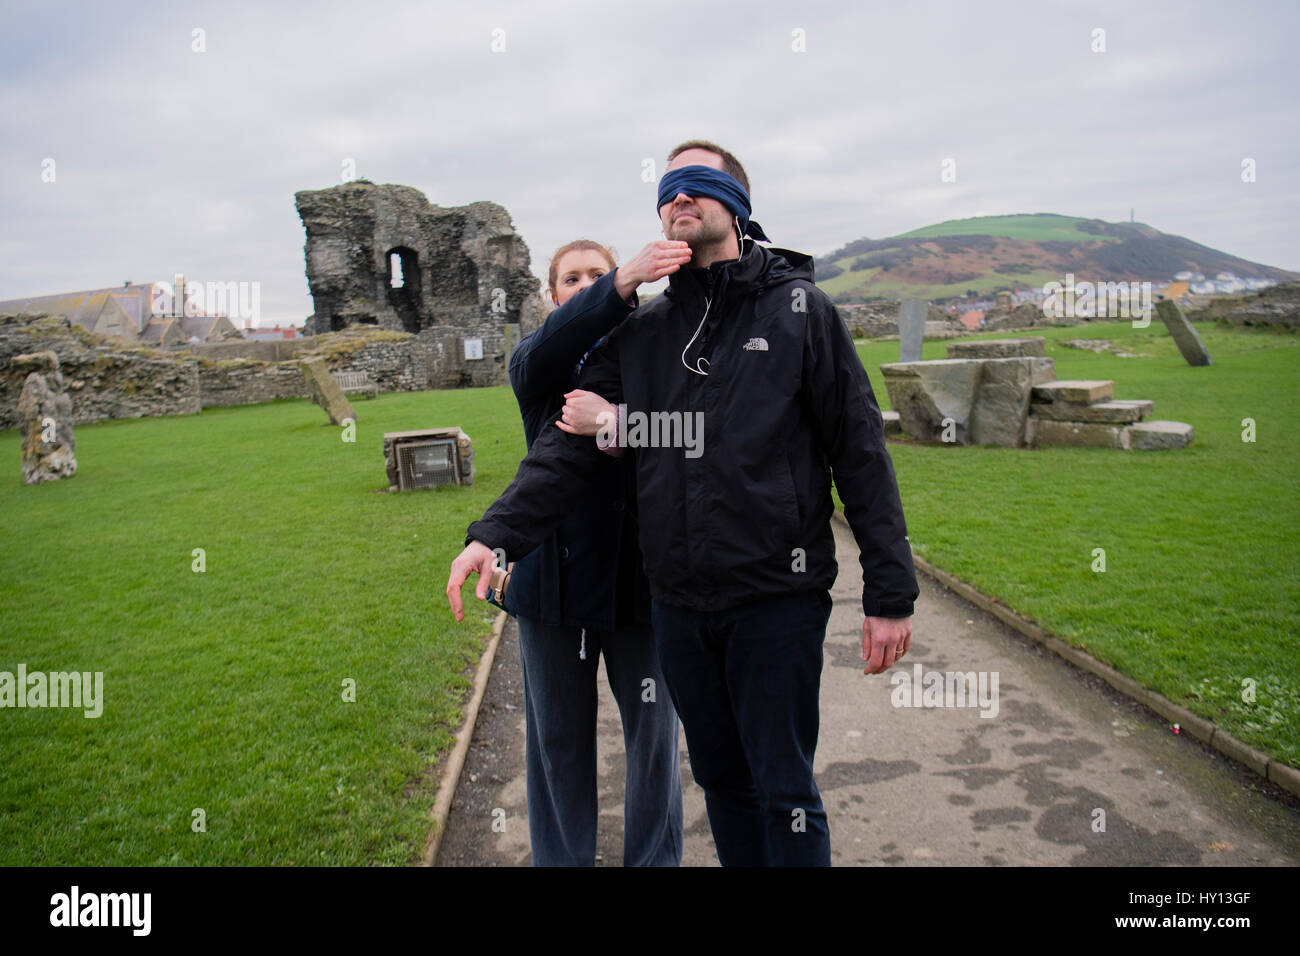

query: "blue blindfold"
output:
656 165 770 242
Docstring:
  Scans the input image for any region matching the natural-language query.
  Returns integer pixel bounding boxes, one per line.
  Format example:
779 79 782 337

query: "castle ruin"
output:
294 181 546 387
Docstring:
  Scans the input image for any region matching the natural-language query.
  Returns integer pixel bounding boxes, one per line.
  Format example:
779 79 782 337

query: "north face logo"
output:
742 337 769 351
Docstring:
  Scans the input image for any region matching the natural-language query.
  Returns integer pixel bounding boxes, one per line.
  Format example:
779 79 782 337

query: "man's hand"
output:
612 240 693 301
863 615 912 675
446 540 499 621
555 389 616 437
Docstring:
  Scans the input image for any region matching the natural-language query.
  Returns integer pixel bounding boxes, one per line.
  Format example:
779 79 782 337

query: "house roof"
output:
0 282 158 333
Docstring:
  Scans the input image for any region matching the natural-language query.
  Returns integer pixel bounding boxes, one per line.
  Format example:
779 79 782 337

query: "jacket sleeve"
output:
509 268 636 405
801 290 919 618
468 331 625 561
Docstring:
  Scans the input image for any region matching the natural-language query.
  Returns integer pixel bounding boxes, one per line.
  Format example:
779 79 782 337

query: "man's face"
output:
659 148 735 250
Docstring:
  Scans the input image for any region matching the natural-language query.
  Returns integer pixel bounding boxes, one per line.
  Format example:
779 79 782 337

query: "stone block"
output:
1031 419 1129 449
879 359 983 444
969 357 1055 447
1031 380 1114 403
1126 420 1193 450
1031 399 1153 424
881 410 901 436
947 337 1046 359
1108 399 1156 418
1156 299 1212 367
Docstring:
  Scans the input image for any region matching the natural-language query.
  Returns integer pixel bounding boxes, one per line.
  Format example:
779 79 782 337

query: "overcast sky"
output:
2 0 1296 325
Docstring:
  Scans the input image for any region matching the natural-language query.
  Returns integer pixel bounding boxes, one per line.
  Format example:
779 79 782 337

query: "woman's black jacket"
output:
499 268 651 630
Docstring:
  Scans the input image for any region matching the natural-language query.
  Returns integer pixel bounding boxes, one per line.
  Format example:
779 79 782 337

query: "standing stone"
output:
1156 299 1213 367
299 356 356 424
14 351 76 484
898 299 926 363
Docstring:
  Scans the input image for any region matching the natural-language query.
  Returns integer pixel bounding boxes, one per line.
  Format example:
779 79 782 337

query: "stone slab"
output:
299 356 356 425
1031 380 1114 403
1030 399 1154 424
1156 299 1213 367
898 299 926 363
1126 420 1194 450
881 409 901 435
1030 418 1129 449
947 337 1046 359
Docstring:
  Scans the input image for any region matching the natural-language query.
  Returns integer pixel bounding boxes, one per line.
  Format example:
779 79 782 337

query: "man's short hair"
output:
667 140 751 198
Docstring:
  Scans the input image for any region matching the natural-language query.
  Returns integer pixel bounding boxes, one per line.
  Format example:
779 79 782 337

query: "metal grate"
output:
396 438 458 489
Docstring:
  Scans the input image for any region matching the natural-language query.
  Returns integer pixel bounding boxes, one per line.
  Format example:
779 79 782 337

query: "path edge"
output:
832 510 1300 799
420 609 508 866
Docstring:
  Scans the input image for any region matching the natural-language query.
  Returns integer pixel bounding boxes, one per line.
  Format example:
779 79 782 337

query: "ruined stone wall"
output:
197 360 307 408
187 339 304 362
414 325 507 389
294 181 546 388
0 314 199 429
838 301 959 338
0 314 464 427
328 337 426 393
195 336 428 407
1186 281 1300 329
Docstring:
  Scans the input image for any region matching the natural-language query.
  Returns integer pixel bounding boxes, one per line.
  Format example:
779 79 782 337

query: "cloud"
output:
1 0 1296 323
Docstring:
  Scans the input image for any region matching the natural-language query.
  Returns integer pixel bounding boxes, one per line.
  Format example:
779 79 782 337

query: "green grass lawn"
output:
855 320 1300 766
1 388 523 865
2 318 1296 865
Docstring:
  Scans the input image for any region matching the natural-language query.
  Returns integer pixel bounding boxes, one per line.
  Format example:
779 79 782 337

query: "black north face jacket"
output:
468 240 919 619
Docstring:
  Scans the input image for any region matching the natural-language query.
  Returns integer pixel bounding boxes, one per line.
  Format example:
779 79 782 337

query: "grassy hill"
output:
815 213 1300 304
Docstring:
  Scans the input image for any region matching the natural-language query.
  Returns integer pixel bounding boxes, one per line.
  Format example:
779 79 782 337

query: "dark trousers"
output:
651 590 833 867
517 616 683 866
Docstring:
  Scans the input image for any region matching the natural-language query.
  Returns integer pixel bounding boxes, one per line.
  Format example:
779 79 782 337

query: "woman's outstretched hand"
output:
613 240 693 300
556 389 616 437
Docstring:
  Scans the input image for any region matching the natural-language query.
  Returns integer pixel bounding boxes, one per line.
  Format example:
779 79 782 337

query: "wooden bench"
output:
332 370 379 399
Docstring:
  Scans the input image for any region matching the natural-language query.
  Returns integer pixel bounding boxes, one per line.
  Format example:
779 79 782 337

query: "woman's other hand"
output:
613 240 693 301
556 389 616 437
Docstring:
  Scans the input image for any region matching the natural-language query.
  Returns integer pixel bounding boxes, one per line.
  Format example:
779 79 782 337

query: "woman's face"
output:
552 249 612 307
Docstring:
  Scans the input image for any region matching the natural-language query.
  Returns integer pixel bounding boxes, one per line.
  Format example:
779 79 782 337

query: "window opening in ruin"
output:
386 246 422 333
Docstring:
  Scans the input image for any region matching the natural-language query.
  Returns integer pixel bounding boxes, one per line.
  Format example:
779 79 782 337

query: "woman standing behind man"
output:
503 237 692 866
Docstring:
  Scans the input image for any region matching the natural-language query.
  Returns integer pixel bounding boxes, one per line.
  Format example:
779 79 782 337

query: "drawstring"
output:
579 628 587 660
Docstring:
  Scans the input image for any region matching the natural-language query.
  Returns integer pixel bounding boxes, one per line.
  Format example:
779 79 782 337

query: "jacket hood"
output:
665 241 814 301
